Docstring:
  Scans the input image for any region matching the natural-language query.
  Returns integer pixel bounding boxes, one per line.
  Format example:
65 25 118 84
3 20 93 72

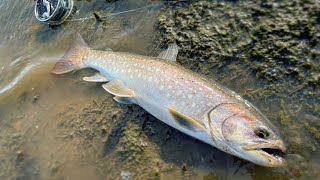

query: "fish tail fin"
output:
51 33 90 74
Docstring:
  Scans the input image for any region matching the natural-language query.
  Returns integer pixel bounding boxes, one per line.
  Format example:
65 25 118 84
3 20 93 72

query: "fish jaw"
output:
239 140 287 167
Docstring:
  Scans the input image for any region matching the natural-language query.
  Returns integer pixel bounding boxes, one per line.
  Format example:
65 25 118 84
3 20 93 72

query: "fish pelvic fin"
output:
102 80 135 97
51 33 90 74
83 73 109 82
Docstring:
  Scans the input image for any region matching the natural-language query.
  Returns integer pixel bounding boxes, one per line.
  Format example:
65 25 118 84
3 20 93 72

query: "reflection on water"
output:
0 0 160 95
0 0 319 179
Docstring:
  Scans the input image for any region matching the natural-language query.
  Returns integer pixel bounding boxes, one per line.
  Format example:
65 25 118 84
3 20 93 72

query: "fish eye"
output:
254 127 270 139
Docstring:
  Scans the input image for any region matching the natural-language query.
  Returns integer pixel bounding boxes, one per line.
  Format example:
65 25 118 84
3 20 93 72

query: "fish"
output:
52 34 287 167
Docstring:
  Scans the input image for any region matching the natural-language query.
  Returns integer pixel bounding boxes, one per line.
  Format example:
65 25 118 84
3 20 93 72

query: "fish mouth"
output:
241 140 287 167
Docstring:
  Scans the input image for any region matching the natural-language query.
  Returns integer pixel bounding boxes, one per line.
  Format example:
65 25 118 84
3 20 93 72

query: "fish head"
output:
208 103 287 167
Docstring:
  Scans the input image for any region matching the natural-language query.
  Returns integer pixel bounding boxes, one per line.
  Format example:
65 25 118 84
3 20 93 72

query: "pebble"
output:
181 163 187 171
121 171 131 180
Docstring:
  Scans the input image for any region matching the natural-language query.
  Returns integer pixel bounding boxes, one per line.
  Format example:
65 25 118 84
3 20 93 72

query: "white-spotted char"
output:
52 34 287 167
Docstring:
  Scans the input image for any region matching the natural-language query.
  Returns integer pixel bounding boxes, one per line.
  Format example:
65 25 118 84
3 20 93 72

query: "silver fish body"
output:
52 35 287 167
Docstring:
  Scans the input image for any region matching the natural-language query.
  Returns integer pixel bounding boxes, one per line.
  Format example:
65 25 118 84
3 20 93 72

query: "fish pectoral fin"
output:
168 107 206 132
83 73 109 82
113 96 135 105
157 42 179 62
102 80 135 97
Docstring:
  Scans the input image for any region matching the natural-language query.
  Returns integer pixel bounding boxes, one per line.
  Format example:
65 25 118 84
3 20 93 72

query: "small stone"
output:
121 171 131 180
181 163 187 171
16 150 25 162
33 95 39 102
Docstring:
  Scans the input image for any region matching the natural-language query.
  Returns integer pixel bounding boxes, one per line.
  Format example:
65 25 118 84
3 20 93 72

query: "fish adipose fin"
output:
102 80 135 97
157 42 179 62
113 96 135 105
168 107 206 132
83 73 109 82
51 33 89 74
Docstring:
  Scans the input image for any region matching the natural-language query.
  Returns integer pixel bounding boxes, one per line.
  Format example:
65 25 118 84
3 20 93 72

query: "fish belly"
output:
84 52 217 145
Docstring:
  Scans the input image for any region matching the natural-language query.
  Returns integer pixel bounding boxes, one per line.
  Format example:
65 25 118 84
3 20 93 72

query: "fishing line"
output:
35 0 189 25
65 2 164 22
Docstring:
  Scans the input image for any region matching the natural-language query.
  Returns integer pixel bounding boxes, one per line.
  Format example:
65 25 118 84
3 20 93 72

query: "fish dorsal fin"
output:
102 80 134 97
168 107 205 132
113 96 135 105
157 42 179 61
83 73 109 82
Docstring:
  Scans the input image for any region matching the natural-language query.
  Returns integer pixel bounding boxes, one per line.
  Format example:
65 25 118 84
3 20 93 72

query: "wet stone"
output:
16 150 25 162
32 95 39 102
120 171 131 180
181 163 187 171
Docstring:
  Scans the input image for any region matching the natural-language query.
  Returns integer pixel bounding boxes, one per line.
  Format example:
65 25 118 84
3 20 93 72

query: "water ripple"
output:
0 63 39 95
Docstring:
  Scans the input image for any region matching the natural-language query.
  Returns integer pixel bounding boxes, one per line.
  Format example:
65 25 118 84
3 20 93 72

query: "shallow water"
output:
0 0 319 179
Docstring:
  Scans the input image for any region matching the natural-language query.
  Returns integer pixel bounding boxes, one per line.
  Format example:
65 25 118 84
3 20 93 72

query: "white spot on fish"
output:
235 95 241 100
191 103 196 107
188 94 193 99
177 90 182 95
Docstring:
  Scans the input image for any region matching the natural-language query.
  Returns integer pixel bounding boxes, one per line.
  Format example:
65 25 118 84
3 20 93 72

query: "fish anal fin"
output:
168 107 205 132
102 80 134 97
83 73 108 82
157 42 179 61
113 96 135 105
